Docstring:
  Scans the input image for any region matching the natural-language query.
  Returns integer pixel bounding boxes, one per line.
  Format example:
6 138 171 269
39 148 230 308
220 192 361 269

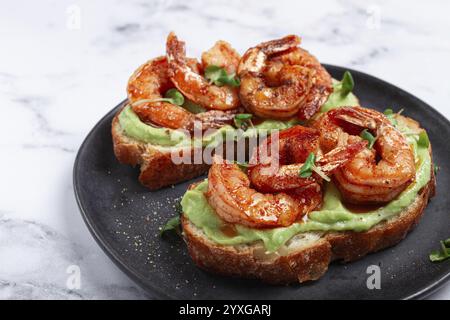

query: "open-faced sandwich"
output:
112 33 435 283
180 106 435 283
177 36 435 284
112 34 356 189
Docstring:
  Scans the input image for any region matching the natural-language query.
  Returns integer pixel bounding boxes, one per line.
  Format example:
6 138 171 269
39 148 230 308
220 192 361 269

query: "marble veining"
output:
0 0 449 299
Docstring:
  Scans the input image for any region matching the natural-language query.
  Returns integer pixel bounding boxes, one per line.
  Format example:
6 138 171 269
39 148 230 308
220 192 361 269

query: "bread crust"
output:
182 216 332 284
181 161 436 284
111 110 210 190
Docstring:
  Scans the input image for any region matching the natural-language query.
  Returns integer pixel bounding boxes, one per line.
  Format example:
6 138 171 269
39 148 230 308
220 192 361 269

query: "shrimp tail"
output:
329 107 378 132
258 35 301 55
316 140 368 174
166 32 185 70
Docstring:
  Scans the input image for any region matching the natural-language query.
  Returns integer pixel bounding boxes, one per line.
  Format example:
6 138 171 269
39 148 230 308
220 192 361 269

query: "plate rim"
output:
73 64 450 300
73 100 172 299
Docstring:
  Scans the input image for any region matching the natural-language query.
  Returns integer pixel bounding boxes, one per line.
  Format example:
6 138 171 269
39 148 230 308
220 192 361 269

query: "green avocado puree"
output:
321 79 359 112
180 119 432 252
118 105 188 147
118 105 299 147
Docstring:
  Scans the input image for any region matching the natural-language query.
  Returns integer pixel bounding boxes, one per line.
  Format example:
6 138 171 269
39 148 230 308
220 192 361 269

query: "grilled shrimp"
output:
237 35 332 120
266 47 333 119
206 126 366 228
314 106 416 204
248 126 367 193
166 32 240 110
127 56 235 132
207 155 303 228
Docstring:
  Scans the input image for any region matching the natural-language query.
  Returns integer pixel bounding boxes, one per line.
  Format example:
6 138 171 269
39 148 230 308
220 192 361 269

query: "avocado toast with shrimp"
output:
112 34 347 189
111 33 435 283
112 33 242 190
180 108 435 284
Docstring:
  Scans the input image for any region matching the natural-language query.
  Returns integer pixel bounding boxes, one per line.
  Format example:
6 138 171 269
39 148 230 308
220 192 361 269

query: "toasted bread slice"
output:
181 115 436 284
112 109 210 190
182 171 434 284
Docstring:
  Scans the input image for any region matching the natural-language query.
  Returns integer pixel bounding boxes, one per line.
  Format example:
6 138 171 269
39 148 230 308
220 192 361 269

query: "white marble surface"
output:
1 0 449 299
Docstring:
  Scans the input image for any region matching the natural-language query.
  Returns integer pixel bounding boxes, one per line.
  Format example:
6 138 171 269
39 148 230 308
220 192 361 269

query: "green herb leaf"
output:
434 164 440 176
340 71 354 97
235 161 250 171
174 201 183 215
205 65 240 87
235 113 253 120
430 251 449 262
383 108 394 115
429 240 450 262
299 152 316 178
131 89 186 107
182 100 206 114
164 88 185 106
360 129 377 149
417 131 430 148
234 114 253 131
224 76 240 87
160 216 181 236
441 240 449 253
383 108 398 127
204 65 223 83
444 238 450 247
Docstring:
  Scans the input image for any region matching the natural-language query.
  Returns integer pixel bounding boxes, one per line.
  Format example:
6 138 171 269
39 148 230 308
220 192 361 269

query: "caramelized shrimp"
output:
248 126 367 193
237 35 332 120
207 155 302 228
127 56 193 129
127 56 235 132
266 47 333 119
206 126 366 228
314 106 416 204
166 32 240 110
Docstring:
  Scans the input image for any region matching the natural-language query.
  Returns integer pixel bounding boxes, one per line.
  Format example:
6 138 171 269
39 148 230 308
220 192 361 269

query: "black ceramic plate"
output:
74 65 450 299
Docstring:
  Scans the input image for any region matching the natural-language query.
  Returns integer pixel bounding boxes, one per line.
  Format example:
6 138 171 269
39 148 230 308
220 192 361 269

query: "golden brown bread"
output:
111 110 210 190
181 152 436 284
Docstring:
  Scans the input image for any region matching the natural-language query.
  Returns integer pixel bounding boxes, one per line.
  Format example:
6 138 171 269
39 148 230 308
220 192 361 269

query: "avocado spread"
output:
180 118 432 252
118 105 189 147
118 104 299 147
321 79 359 112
